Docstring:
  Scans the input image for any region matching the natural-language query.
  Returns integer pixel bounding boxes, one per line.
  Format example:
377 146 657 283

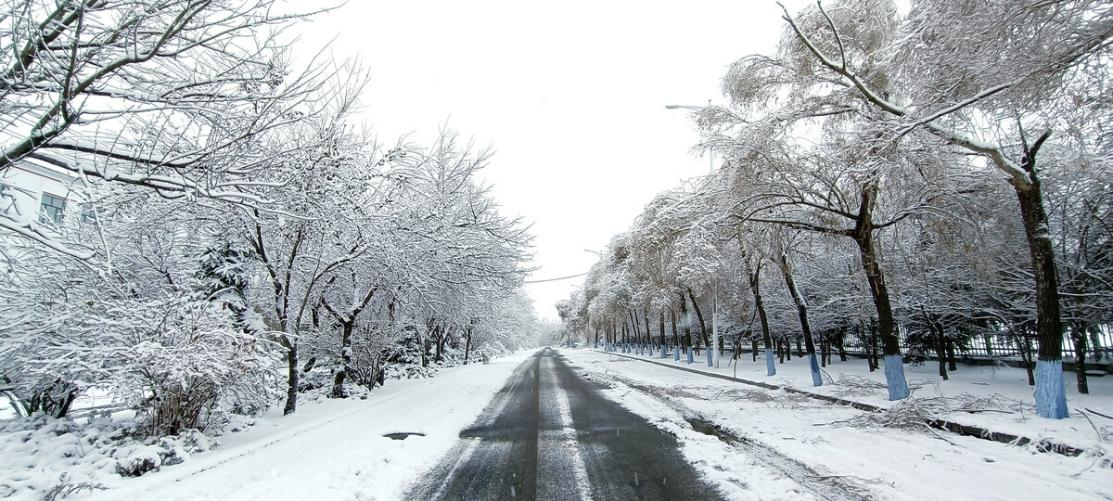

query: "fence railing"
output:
615 326 1113 367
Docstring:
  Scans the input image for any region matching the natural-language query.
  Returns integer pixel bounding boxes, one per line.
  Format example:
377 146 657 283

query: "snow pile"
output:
0 415 216 499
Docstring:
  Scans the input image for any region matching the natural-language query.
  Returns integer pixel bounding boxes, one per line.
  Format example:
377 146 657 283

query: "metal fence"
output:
835 328 1113 363
712 326 1113 367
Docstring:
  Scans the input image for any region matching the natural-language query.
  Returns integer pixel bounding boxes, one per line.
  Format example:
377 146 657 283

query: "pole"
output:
666 100 720 368
710 98 719 369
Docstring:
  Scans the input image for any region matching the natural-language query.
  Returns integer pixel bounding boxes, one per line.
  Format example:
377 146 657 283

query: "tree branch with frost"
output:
777 1 1029 184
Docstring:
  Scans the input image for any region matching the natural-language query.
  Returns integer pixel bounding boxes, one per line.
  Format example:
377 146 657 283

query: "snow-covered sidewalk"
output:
72 351 532 501
566 349 1112 501
599 346 1113 452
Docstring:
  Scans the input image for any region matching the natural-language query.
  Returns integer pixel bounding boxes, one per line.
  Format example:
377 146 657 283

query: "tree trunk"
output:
1016 330 1036 386
1071 323 1089 394
659 311 666 349
855 226 909 400
837 327 848 362
678 292 692 349
630 310 639 345
434 325 445 363
747 261 776 376
945 338 957 371
464 327 472 365
687 289 711 350
1013 138 1067 418
331 322 354 398
778 253 822 386
933 321 948 381
670 309 679 348
284 342 298 415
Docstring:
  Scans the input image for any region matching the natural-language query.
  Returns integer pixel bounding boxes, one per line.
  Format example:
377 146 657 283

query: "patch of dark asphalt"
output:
405 349 727 501
382 432 426 440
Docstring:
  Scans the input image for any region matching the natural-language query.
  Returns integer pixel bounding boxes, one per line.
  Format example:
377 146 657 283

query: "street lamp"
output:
665 101 720 369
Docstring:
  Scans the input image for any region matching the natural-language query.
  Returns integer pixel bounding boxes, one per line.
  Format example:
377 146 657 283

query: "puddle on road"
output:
383 432 426 440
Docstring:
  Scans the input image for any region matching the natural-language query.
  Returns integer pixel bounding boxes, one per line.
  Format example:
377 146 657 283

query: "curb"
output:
597 350 1089 459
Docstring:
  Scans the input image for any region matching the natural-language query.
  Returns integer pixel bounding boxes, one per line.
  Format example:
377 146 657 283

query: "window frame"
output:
39 192 66 225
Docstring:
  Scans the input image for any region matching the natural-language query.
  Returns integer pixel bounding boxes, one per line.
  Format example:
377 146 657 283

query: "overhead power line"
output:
523 272 588 284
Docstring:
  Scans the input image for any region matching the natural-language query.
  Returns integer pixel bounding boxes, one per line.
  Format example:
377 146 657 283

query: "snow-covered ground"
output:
566 349 1113 501
8 348 1109 501
601 347 1113 451
0 351 531 501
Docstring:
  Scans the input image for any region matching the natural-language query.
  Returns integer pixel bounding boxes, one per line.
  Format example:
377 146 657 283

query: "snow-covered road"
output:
406 348 723 500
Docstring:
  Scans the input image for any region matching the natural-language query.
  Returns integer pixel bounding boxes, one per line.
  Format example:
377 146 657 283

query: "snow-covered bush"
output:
384 363 438 381
0 197 282 436
0 414 214 498
123 298 279 436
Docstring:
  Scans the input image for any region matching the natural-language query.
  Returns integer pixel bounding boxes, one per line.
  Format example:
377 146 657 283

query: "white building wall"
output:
0 162 82 225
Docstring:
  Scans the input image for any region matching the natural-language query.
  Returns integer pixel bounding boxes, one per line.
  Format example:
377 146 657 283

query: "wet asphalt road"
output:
407 348 724 501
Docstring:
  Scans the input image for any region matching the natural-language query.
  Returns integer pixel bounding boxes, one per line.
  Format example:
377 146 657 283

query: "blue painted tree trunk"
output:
674 346 680 361
661 344 667 358
765 348 776 376
686 347 694 364
1035 360 1069 419
706 349 713 367
883 355 910 400
808 353 822 387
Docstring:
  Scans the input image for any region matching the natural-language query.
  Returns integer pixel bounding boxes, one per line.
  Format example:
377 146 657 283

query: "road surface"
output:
407 348 724 500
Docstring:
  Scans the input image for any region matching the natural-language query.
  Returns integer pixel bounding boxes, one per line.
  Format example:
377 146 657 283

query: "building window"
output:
80 202 97 225
40 193 65 225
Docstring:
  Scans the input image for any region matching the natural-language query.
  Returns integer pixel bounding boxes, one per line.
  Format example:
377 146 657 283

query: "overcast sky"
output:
297 1 808 320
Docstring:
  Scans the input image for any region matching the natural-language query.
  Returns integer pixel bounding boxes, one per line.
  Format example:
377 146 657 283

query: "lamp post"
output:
665 101 719 369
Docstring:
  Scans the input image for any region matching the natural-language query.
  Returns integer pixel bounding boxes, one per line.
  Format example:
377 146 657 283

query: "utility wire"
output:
523 272 588 284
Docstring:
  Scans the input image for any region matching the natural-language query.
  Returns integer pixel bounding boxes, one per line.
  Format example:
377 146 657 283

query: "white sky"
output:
296 1 808 320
